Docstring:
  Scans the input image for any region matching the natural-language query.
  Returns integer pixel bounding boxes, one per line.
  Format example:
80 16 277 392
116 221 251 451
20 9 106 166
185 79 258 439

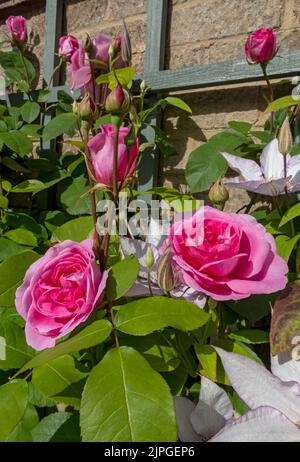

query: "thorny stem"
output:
19 50 31 99
147 270 154 296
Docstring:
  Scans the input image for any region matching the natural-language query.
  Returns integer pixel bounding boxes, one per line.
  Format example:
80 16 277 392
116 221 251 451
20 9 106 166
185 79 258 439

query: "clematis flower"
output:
210 347 300 441
120 219 207 309
222 138 300 196
176 348 300 442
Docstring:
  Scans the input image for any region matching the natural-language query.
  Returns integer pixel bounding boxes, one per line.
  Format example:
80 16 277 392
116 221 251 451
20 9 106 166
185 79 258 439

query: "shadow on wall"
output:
160 81 291 189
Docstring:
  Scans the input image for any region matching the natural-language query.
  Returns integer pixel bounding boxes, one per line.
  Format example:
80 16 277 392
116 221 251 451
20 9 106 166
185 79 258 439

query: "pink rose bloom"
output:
245 28 277 64
88 124 139 186
59 35 79 62
165 206 288 301
6 15 27 44
15 240 108 351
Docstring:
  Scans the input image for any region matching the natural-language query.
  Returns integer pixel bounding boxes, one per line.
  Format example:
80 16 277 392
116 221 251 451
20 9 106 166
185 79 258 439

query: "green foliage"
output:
115 297 209 335
106 256 139 301
80 346 177 442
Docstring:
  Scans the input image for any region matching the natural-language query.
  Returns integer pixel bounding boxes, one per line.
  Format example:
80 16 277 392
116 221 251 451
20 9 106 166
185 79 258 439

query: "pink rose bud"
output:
15 239 108 350
245 27 277 64
105 86 125 114
121 20 132 65
88 124 139 187
59 34 79 62
6 15 27 45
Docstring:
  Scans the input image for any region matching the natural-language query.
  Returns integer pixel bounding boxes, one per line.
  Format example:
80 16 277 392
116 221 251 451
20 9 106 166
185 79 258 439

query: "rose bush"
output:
0 12 298 443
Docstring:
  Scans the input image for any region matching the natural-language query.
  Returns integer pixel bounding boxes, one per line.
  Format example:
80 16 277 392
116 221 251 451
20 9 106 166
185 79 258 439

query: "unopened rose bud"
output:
59 35 79 62
245 28 277 65
6 15 27 46
121 20 132 65
73 94 97 120
157 250 176 293
208 179 229 206
105 86 130 114
145 246 154 270
278 117 293 155
108 35 122 61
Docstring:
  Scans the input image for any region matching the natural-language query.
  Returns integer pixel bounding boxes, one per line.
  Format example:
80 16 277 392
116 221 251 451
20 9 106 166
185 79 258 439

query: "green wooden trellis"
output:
7 0 300 189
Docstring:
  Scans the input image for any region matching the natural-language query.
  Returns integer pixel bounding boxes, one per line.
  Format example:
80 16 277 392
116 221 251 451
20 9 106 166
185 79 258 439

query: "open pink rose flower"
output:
245 27 277 64
164 206 288 301
15 240 108 351
88 124 139 186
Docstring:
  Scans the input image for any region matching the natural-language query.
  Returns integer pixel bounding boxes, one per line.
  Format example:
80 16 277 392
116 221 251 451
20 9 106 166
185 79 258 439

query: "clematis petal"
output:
287 154 300 183
174 397 202 442
271 351 300 392
260 139 284 180
190 376 233 440
199 376 234 420
225 177 289 196
215 347 300 423
210 406 300 442
221 152 263 181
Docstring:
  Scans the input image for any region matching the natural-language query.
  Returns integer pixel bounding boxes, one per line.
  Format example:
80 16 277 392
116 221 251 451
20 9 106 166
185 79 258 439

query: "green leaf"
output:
43 113 77 142
1 179 12 192
228 121 252 135
32 355 87 397
0 51 35 83
0 379 28 441
44 210 69 232
80 346 177 442
107 256 139 301
265 95 300 112
249 131 274 143
1 156 30 173
0 237 28 262
96 67 136 88
51 216 93 243
20 101 40 123
32 412 73 442
4 228 38 247
270 283 300 355
50 413 81 442
20 319 112 372
11 173 69 194
0 251 39 307
37 89 51 103
121 331 180 372
20 124 43 137
28 383 56 408
279 202 300 227
163 96 192 114
228 329 269 344
0 131 32 156
0 319 35 370
60 174 103 215
115 296 209 335
6 404 39 442
226 294 275 323
276 234 300 261
0 194 8 209
186 131 249 193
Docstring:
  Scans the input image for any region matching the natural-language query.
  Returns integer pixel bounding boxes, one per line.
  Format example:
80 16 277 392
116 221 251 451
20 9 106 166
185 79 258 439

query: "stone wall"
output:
0 0 299 210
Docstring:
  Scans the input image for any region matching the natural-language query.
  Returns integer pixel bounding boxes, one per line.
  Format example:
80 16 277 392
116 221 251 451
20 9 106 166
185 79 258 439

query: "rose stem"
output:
261 64 274 133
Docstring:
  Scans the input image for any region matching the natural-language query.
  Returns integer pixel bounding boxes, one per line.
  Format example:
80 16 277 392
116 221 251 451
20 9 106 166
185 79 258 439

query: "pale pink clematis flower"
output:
176 348 300 442
222 138 300 196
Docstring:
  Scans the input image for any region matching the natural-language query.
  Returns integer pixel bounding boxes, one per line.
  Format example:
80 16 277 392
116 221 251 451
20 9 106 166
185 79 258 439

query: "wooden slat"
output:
144 0 168 73
43 0 64 85
143 49 300 93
